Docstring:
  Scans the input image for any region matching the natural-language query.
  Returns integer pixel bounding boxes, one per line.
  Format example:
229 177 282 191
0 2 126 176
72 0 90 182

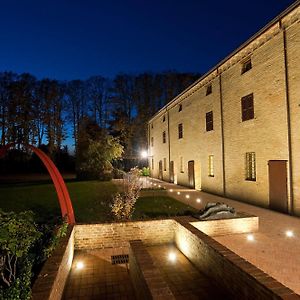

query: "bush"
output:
141 167 150 176
111 167 142 220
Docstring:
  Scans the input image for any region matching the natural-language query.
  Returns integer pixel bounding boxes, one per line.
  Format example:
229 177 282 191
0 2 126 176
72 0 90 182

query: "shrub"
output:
111 167 142 220
141 167 150 176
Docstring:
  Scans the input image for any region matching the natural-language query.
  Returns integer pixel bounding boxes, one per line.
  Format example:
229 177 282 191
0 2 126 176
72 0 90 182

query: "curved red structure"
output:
0 143 75 224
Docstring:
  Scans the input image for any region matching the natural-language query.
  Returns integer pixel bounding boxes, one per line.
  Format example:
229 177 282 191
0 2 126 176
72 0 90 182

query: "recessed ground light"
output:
196 198 201 203
154 183 157 186
168 252 176 262
185 195 190 199
150 182 152 185
76 261 84 270
247 234 254 241
169 189 173 192
158 185 161 188
177 192 181 195
286 230 294 238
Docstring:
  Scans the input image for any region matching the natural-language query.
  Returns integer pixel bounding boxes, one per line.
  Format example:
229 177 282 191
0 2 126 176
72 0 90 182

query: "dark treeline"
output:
0 71 200 172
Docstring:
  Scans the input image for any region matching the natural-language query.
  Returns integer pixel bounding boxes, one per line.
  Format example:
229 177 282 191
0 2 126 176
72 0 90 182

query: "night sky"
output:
0 0 296 80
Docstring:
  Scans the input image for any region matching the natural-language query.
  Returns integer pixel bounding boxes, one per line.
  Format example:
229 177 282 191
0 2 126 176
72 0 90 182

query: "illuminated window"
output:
245 152 256 181
162 131 166 143
178 123 183 139
178 104 182 112
208 155 214 177
163 158 167 171
206 111 213 131
241 58 252 74
152 158 154 170
151 137 154 147
206 84 212 95
241 93 254 121
180 157 184 173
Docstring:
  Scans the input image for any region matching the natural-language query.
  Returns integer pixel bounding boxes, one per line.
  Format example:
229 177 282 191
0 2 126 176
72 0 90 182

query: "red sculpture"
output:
0 143 75 224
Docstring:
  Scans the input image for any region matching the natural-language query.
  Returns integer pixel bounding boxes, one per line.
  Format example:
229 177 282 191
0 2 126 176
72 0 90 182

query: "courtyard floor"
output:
148 177 300 295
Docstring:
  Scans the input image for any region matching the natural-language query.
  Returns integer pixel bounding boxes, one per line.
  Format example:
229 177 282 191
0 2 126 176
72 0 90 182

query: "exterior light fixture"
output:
141 150 148 158
168 252 176 262
76 261 84 270
247 234 254 241
177 192 181 195
185 195 190 199
286 230 294 237
196 198 201 203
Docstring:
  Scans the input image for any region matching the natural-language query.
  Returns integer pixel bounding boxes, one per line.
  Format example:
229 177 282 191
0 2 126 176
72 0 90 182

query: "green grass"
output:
0 181 195 223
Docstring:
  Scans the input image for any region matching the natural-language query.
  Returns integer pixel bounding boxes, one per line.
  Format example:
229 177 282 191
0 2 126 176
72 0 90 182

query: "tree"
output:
76 117 123 180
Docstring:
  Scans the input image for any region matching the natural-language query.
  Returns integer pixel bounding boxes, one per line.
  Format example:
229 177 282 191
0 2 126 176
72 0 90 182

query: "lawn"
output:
0 180 196 223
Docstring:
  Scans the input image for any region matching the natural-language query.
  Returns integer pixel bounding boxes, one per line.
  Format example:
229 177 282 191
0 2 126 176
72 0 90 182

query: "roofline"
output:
148 0 300 123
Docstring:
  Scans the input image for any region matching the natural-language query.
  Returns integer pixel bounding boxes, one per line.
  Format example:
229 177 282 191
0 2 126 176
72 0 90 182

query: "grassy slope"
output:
0 181 196 223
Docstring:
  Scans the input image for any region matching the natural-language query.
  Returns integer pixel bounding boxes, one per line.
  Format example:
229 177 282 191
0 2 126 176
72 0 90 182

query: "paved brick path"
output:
147 177 300 295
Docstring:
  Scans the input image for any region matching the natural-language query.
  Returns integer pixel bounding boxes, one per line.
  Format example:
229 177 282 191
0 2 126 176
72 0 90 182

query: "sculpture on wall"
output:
0 143 75 224
195 202 236 220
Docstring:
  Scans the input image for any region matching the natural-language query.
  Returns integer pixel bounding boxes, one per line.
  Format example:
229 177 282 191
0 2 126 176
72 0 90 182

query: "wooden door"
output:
158 160 163 180
268 160 288 213
188 160 195 189
169 161 174 183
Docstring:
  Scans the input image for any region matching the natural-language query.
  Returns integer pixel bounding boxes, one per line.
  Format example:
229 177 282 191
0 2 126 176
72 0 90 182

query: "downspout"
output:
280 20 294 214
218 68 226 196
167 108 171 182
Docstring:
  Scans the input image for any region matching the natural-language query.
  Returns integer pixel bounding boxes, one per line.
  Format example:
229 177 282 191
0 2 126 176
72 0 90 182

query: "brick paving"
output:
147 177 300 295
147 244 229 299
63 249 136 300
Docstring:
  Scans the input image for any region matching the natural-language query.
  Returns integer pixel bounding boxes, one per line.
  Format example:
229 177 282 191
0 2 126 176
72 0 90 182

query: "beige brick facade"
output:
148 1 300 215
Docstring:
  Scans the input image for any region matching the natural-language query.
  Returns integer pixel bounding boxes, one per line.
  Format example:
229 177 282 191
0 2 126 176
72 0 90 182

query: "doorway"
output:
158 160 163 180
188 160 195 189
268 160 288 213
169 161 174 183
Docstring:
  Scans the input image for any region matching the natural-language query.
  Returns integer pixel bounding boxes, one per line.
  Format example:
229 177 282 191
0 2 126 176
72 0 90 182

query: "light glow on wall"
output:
177 191 181 195
76 261 84 270
168 252 177 262
169 189 173 192
286 230 294 237
185 195 190 199
196 198 201 203
247 234 254 241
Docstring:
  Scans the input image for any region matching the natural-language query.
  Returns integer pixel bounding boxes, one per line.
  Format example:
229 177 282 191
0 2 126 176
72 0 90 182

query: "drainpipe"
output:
167 108 171 182
218 68 226 196
280 20 294 214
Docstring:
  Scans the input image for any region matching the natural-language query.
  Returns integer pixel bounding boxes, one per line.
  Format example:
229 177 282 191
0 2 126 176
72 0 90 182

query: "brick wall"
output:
74 219 175 250
191 213 258 236
174 217 299 299
32 226 74 300
129 240 175 299
148 2 300 215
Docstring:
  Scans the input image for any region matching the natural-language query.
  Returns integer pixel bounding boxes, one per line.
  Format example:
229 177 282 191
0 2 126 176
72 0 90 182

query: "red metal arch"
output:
0 143 75 224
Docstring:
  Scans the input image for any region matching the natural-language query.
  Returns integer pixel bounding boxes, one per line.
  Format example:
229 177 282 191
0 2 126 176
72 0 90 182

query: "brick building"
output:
148 1 300 216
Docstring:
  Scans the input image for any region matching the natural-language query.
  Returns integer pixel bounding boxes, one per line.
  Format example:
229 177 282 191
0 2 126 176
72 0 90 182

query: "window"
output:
151 123 153 129
178 123 183 139
208 155 214 177
206 84 212 96
152 158 154 170
206 111 213 131
245 152 256 181
180 157 184 173
241 58 252 74
163 158 167 171
178 104 182 112
151 137 154 147
163 115 166 122
162 131 166 143
241 93 254 121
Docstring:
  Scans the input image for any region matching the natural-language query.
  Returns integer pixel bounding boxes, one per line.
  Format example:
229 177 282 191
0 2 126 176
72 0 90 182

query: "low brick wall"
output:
191 213 258 236
75 219 175 250
32 226 75 300
129 240 175 299
174 217 299 300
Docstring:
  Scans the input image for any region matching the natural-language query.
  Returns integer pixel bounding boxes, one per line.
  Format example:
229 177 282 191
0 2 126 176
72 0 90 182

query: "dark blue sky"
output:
0 0 296 80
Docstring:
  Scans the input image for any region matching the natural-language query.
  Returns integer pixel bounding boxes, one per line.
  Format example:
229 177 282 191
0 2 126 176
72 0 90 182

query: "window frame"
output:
241 93 254 122
163 158 167 171
178 123 183 139
208 155 214 177
178 104 182 112
206 111 214 132
245 152 256 181
162 131 166 144
241 58 252 74
206 84 212 96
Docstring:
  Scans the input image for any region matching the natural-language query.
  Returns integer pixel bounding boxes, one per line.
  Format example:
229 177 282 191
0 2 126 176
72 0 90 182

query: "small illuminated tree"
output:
111 167 142 220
